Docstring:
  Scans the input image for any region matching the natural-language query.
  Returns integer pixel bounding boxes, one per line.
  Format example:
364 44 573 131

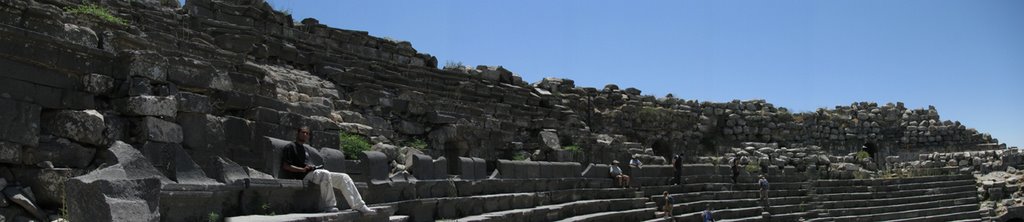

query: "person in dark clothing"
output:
730 157 740 185
672 154 683 185
281 127 375 215
758 174 770 211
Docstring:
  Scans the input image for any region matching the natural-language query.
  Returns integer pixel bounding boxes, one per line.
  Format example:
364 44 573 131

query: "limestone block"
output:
360 151 390 183
0 98 41 146
41 110 106 146
176 92 212 113
178 113 225 151
0 141 22 164
410 154 435 180
23 137 95 168
318 147 347 173
66 166 162 222
121 50 168 82
82 73 114 94
120 95 178 118
3 186 46 220
135 117 183 143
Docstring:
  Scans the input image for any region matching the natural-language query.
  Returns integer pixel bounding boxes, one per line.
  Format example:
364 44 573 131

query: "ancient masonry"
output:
0 0 1021 221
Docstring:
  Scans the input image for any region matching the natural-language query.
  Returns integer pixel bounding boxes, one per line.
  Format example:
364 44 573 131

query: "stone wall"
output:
0 0 1009 220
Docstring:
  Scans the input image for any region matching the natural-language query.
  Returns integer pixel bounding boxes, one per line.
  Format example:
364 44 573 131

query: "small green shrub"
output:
856 150 871 160
745 161 761 173
562 145 581 152
207 211 220 222
512 153 527 161
65 4 128 26
339 133 371 159
407 139 428 150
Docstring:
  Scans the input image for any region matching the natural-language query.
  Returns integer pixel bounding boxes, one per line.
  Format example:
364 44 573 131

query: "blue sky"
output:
223 0 1022 147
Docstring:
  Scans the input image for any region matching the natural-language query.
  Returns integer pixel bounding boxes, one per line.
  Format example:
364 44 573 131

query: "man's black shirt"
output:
281 142 309 180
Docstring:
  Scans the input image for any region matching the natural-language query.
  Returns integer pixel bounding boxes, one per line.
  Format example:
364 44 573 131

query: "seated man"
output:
281 126 376 215
609 160 631 188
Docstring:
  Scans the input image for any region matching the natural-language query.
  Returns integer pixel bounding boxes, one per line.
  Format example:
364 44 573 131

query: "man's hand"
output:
304 165 314 172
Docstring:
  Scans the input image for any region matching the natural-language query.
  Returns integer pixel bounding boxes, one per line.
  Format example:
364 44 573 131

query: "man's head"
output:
296 126 311 144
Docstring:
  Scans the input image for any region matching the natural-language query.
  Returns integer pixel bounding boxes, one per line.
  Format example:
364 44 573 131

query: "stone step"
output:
667 196 811 214
884 209 984 222
819 197 978 218
816 191 978 210
813 174 974 187
553 207 656 222
389 215 409 222
813 179 976 194
805 204 979 222
371 187 640 222
659 189 809 205
716 211 810 222
225 206 395 222
452 197 648 222
815 184 976 201
680 174 810 184
681 182 808 192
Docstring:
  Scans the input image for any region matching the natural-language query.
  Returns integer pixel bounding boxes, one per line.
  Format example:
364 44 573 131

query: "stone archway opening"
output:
1006 218 1024 222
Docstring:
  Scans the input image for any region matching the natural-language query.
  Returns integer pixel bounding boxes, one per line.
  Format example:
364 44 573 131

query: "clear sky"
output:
218 0 1023 148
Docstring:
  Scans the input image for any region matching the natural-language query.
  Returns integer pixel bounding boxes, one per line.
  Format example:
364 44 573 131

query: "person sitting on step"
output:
609 160 631 188
281 126 377 215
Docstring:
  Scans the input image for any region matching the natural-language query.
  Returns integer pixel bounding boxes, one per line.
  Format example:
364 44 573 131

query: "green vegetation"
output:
562 145 581 153
512 152 528 161
259 203 275 215
856 150 871 160
340 133 371 159
745 161 762 173
65 4 128 26
207 211 220 222
406 138 428 150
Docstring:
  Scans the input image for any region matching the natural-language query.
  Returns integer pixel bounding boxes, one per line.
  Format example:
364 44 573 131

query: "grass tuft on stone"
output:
66 3 129 26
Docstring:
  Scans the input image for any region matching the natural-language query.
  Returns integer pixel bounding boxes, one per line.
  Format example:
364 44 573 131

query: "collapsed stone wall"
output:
0 0 1008 219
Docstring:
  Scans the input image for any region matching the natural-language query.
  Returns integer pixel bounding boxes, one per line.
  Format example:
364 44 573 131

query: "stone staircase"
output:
805 174 984 222
223 163 990 222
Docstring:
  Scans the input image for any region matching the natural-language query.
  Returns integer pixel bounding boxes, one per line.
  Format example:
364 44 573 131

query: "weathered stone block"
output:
360 151 390 183
135 117 183 143
0 141 22 164
176 92 212 113
23 137 95 168
121 50 168 82
41 110 106 146
178 113 225 152
66 166 162 222
121 95 177 118
82 73 114 94
0 98 41 146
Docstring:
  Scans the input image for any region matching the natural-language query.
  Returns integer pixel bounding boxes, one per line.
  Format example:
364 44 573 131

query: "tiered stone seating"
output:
805 174 983 222
614 165 809 222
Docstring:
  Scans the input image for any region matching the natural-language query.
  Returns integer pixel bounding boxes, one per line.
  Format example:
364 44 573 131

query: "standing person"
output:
281 127 376 215
730 157 740 185
672 154 683 185
609 160 631 188
662 191 674 218
701 205 715 222
758 174 770 211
